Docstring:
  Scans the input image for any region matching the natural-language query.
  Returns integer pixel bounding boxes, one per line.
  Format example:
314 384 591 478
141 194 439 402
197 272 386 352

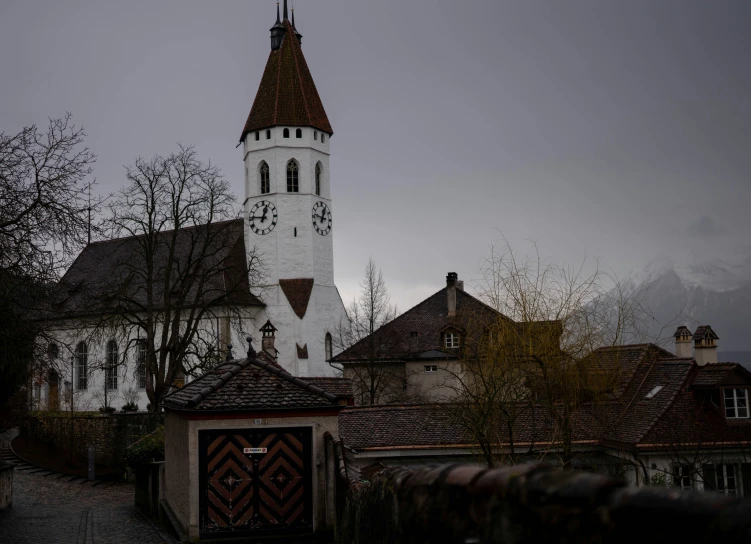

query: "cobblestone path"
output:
0 429 177 544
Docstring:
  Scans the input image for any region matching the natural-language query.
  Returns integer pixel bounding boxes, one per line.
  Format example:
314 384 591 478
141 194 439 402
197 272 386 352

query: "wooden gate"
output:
198 427 313 538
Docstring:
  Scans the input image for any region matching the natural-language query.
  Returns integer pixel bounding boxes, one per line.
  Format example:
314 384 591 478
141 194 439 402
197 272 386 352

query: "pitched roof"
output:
241 20 332 141
163 355 352 412
333 287 507 363
47 219 262 318
339 345 751 452
694 325 719 341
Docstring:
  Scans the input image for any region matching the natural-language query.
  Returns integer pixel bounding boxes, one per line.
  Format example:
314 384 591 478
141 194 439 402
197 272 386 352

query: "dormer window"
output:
445 332 459 349
645 385 664 399
724 389 749 419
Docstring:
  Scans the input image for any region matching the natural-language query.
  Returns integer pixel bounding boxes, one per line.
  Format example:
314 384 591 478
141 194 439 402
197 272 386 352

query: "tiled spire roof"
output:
240 19 332 141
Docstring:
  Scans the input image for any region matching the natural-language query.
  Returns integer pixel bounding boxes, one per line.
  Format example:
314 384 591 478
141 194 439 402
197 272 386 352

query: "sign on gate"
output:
243 447 267 454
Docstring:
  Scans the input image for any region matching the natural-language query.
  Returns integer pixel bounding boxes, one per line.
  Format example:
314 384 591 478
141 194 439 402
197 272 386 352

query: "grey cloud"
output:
687 216 727 238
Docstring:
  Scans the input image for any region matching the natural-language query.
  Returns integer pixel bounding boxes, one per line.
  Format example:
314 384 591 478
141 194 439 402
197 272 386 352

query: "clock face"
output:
312 201 332 236
249 200 278 235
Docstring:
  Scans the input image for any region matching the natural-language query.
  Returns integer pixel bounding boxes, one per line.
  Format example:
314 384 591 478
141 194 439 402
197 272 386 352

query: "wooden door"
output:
199 427 313 538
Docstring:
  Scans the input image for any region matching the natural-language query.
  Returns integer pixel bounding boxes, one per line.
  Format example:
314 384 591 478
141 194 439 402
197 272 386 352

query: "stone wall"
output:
335 463 751 544
0 462 12 510
24 413 162 469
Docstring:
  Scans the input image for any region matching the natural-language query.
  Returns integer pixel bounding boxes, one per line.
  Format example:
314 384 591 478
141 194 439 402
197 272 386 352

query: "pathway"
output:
0 428 177 544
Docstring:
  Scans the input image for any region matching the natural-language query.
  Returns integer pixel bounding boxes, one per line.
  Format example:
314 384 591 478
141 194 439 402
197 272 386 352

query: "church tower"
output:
240 2 347 377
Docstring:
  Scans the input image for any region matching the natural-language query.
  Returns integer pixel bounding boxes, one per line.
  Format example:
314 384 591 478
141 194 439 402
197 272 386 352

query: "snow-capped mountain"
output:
622 242 751 354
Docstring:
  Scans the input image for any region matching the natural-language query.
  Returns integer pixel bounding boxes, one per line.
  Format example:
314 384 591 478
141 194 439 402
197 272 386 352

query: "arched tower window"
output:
259 161 270 194
287 160 299 192
283 128 290 139
296 128 302 138
266 130 271 140
315 162 322 196
106 340 118 391
255 131 260 141
314 131 318 141
76 342 88 390
321 134 326 143
325 333 332 361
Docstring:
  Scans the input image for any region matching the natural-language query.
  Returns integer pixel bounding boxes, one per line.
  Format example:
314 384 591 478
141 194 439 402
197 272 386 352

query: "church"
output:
36 2 347 412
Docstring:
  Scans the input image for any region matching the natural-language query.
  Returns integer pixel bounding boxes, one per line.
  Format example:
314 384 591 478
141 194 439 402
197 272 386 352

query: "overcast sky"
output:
2 0 750 311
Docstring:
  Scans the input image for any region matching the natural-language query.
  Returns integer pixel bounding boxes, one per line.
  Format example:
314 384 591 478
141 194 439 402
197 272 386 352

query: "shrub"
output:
125 425 164 468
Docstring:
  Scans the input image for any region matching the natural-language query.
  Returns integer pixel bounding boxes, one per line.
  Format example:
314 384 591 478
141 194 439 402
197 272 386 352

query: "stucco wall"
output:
164 411 191 536
405 360 463 402
172 411 340 541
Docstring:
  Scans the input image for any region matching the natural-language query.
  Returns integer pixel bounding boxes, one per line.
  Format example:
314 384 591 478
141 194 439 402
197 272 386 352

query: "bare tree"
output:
0 114 98 407
330 259 402 405
458 239 648 466
95 145 262 412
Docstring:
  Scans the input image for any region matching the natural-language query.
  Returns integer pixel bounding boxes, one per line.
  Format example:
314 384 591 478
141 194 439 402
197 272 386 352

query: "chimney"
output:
446 272 458 318
693 325 719 366
673 326 693 358
260 320 278 359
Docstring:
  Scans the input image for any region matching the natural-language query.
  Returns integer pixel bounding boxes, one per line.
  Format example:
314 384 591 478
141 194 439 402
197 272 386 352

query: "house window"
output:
106 340 118 391
325 333 333 361
259 161 270 194
445 333 459 348
424 365 438 373
315 162 322 196
724 389 749 419
137 340 147 390
266 129 271 140
674 465 692 490
287 160 299 192
283 128 290 138
715 464 738 496
296 128 302 138
76 342 88 390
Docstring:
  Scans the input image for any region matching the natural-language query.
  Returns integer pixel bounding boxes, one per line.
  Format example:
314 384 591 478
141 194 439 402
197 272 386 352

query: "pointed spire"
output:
292 7 302 44
283 0 289 21
270 1 285 50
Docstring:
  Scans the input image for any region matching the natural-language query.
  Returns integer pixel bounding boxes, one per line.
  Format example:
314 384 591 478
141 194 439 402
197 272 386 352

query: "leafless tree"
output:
0 114 99 407
330 259 403 405
457 238 649 466
94 145 262 411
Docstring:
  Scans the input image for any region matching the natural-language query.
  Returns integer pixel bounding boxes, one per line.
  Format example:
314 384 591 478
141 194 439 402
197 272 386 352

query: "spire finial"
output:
283 0 288 21
276 1 280 24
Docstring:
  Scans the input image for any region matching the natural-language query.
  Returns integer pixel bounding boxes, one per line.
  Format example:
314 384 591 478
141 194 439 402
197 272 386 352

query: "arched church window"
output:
296 128 302 138
287 160 299 192
106 340 118 391
266 130 271 140
259 161 270 194
325 332 332 361
314 131 318 141
283 128 290 139
315 162 322 196
76 342 88 390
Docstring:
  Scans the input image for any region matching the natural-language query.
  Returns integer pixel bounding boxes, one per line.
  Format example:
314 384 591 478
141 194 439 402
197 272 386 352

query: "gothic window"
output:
266 130 271 140
76 342 88 390
296 128 302 138
315 162 322 196
106 340 118 391
325 333 332 361
287 160 299 192
137 340 147 390
259 161 270 194
255 131 260 141
283 128 290 138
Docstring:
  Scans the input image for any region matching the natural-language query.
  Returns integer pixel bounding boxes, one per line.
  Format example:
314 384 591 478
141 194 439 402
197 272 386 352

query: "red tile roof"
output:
240 20 332 141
